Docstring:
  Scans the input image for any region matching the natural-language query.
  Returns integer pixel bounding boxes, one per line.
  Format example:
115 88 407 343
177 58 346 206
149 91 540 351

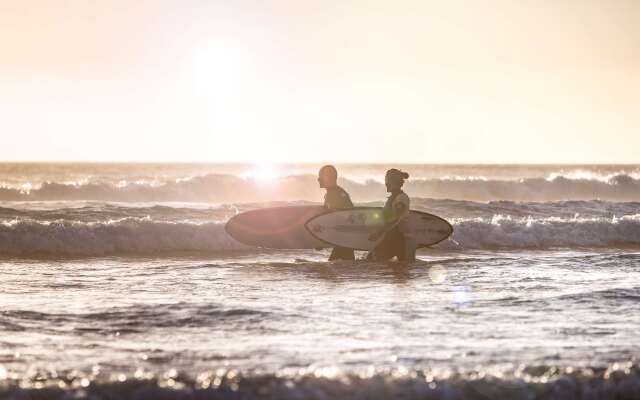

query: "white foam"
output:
1 212 639 256
443 214 640 249
0 172 639 202
0 218 245 256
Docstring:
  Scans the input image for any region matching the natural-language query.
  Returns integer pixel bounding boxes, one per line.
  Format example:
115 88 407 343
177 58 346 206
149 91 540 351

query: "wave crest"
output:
2 172 640 202
0 218 244 256
1 214 640 256
446 214 640 249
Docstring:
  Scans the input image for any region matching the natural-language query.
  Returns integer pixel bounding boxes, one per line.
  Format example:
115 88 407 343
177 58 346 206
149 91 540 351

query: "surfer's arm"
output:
368 202 408 241
368 218 399 241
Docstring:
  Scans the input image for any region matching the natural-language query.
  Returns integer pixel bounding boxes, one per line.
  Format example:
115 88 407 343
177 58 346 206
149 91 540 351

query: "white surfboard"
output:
305 207 453 251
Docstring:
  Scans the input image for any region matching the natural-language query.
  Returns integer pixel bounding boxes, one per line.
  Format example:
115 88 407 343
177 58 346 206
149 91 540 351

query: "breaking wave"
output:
1 214 640 256
0 218 245 256
443 214 640 249
2 172 640 202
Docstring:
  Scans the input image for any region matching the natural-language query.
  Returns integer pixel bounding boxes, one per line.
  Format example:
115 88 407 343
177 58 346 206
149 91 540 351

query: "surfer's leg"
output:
394 232 407 261
403 236 416 262
377 228 408 261
370 234 396 261
329 247 355 261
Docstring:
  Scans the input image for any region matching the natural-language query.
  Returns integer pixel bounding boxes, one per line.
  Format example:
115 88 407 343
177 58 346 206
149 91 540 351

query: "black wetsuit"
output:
372 191 407 261
324 185 355 261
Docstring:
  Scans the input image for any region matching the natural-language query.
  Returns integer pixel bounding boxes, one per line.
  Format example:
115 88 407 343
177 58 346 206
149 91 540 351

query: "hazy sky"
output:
1 0 638 163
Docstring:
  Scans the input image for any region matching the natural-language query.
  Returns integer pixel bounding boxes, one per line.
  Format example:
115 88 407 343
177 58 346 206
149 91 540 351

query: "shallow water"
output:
1 251 640 398
1 163 639 399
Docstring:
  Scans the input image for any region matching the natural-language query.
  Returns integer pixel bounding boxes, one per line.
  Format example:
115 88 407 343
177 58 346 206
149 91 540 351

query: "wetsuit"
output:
371 190 412 261
324 185 355 261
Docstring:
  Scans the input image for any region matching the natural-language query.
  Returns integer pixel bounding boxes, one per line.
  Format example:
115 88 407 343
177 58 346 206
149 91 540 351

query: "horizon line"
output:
0 160 639 166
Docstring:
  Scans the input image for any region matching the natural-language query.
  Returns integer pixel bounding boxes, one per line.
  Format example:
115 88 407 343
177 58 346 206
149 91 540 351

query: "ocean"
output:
0 163 639 399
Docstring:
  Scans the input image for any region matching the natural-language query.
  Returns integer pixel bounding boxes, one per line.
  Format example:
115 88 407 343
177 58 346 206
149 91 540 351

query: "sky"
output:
0 0 638 163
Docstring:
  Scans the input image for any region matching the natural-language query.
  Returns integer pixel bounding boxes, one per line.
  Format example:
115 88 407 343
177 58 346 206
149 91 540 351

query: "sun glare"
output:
192 45 248 98
241 164 281 182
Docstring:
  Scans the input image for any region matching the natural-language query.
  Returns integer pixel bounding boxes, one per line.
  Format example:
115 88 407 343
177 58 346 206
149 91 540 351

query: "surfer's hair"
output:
319 165 338 181
386 168 409 186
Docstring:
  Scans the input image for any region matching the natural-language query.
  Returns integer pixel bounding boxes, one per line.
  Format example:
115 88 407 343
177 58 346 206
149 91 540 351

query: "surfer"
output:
367 168 415 262
318 165 355 261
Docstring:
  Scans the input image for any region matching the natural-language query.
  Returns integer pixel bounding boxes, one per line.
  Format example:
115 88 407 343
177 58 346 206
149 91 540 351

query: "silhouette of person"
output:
367 168 415 262
317 165 355 261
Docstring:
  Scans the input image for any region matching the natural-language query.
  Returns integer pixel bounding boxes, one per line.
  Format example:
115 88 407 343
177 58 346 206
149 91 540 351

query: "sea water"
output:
0 163 639 399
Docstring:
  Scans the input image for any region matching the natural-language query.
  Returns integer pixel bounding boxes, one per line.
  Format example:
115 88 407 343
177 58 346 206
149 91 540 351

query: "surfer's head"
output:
318 165 338 188
385 168 409 192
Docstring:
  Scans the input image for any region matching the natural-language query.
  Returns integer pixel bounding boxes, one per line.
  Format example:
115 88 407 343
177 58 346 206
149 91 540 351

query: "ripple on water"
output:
0 363 639 400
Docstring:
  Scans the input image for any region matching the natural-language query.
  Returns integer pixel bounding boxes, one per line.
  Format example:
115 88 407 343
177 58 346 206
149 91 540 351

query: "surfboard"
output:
305 207 453 251
225 206 330 249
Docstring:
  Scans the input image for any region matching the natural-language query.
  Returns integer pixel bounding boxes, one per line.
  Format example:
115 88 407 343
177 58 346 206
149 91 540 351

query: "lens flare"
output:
429 264 447 283
451 285 471 307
